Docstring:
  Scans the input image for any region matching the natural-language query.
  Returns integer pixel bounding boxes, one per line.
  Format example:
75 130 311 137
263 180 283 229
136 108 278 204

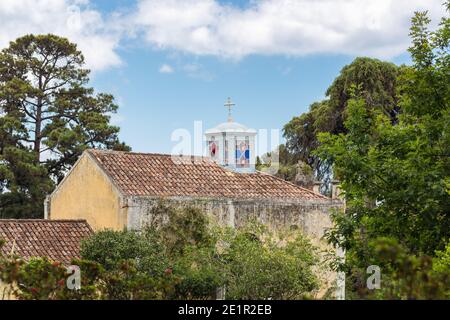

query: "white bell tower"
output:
205 98 257 173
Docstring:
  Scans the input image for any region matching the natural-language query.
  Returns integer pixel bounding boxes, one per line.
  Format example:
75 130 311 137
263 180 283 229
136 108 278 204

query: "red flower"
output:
164 268 173 275
30 287 39 294
58 279 65 287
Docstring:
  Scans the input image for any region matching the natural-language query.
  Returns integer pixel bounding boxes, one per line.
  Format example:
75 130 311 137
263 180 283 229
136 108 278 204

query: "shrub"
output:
223 225 319 300
345 237 450 300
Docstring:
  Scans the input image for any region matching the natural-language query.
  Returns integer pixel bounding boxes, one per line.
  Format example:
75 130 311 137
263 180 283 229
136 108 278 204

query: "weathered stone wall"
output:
0 281 14 300
126 196 342 243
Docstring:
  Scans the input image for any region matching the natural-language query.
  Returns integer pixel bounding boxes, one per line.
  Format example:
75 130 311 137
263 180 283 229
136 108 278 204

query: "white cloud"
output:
0 0 447 74
159 64 174 73
132 0 447 59
0 0 122 71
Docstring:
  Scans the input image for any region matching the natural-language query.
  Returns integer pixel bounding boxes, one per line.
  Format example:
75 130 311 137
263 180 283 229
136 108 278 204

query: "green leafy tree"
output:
0 34 129 218
222 225 320 300
316 2 450 298
80 229 168 276
284 57 400 187
0 251 175 300
358 238 450 300
0 147 53 218
170 245 224 300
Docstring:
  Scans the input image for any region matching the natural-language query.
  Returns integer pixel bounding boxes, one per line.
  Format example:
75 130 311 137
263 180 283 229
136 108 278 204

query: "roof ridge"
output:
0 219 89 223
87 149 211 160
255 170 330 200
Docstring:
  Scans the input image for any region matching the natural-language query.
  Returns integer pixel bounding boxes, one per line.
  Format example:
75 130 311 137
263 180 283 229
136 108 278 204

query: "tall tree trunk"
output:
34 77 42 163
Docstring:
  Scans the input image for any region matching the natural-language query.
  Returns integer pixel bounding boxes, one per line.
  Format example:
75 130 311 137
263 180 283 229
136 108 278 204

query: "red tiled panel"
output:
0 220 93 264
88 150 329 201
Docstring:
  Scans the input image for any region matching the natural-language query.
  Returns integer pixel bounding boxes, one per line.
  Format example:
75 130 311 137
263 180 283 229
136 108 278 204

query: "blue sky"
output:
93 49 361 153
0 0 446 154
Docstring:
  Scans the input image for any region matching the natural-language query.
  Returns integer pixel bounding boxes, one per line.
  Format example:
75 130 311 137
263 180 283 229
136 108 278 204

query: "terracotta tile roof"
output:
0 219 93 264
88 149 329 201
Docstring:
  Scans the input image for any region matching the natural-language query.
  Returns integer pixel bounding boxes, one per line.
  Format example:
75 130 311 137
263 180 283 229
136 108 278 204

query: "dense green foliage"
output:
283 57 400 187
315 3 450 298
0 34 129 218
345 238 450 300
81 203 320 300
222 226 319 299
0 253 175 300
80 229 168 276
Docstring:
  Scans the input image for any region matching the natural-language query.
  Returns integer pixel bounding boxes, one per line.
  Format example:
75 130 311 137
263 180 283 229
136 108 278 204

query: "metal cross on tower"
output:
224 97 235 122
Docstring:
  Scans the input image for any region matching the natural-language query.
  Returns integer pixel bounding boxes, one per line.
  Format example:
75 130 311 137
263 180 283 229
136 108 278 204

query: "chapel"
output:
46 99 342 243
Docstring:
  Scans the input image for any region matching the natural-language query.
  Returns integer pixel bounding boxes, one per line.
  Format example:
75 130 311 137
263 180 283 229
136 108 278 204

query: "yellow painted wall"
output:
49 153 127 231
0 282 14 300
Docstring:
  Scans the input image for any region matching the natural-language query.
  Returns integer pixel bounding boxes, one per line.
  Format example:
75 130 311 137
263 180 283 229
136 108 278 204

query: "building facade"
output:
47 149 342 237
47 109 343 238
